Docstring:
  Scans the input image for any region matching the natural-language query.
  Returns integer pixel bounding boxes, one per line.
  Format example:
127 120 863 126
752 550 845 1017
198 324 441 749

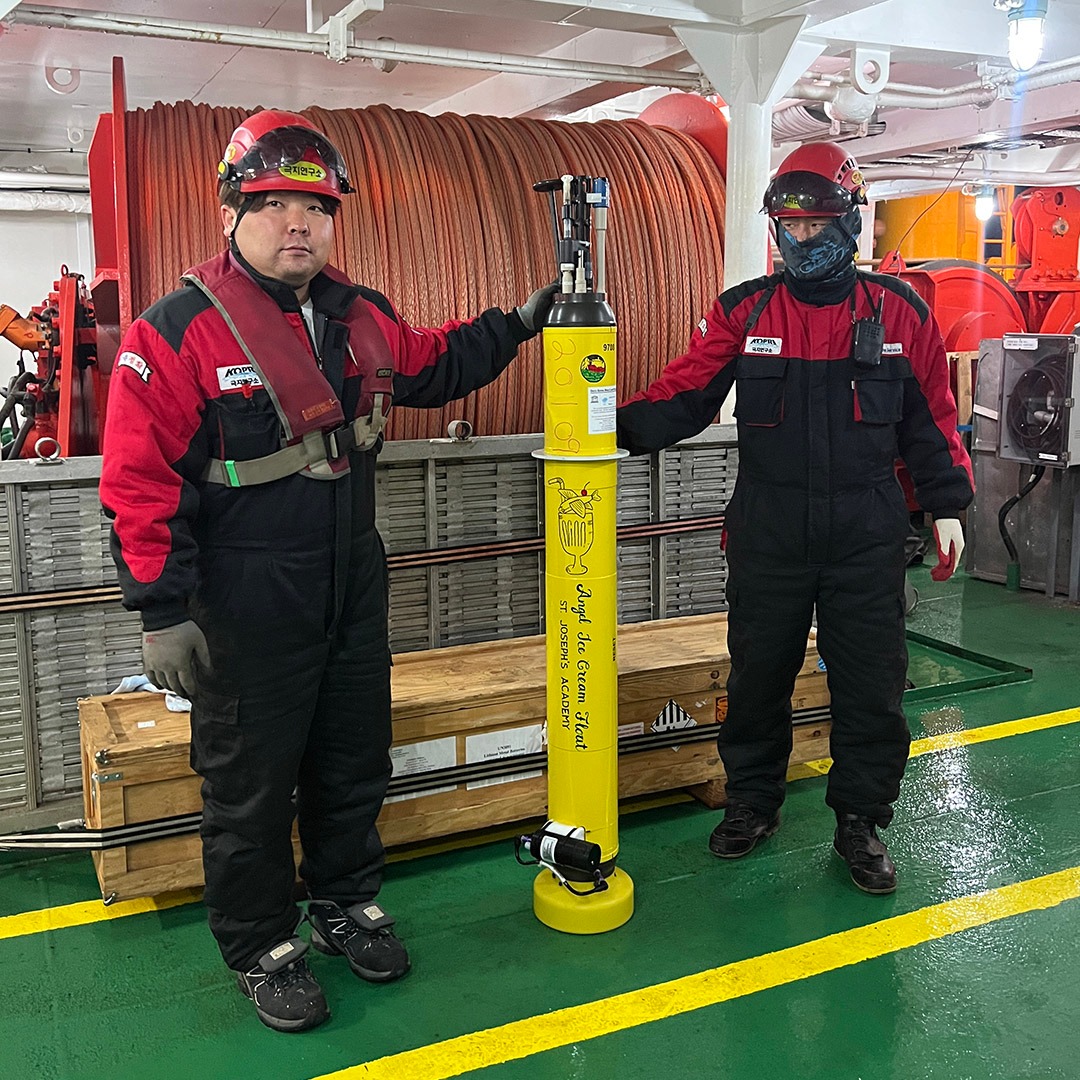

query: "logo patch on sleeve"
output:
698 317 708 338
745 336 783 356
882 342 905 355
216 364 264 392
117 351 152 382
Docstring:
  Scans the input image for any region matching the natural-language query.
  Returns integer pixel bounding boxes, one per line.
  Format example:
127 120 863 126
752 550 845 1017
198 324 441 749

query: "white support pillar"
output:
676 19 824 421
677 18 825 286
722 99 774 288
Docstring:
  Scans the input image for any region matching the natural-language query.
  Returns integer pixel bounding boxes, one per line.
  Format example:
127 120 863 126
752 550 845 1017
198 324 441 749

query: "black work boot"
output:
233 936 329 1032
708 801 781 859
307 900 411 983
833 814 898 894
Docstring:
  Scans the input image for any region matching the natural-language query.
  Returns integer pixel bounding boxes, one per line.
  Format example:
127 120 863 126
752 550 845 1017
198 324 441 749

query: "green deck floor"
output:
2 564 1079 1079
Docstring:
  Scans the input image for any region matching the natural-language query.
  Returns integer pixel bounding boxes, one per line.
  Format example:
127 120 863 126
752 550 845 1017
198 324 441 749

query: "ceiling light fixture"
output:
994 0 1050 72
974 185 996 222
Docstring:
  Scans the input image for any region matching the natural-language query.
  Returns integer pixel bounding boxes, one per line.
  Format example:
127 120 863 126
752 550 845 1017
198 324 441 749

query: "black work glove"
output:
142 620 210 698
515 281 560 334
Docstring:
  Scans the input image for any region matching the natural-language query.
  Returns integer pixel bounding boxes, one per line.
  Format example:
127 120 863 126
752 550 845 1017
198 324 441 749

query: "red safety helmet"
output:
763 142 867 218
218 109 353 200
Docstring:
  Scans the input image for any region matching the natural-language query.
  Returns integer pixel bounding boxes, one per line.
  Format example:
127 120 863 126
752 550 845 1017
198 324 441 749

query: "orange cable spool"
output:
124 102 726 440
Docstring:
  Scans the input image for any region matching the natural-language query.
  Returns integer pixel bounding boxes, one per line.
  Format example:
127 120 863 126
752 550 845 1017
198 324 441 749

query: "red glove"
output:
930 518 964 582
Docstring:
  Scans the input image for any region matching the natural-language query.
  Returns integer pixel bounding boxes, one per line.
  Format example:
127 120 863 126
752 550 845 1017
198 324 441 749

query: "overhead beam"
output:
425 29 692 118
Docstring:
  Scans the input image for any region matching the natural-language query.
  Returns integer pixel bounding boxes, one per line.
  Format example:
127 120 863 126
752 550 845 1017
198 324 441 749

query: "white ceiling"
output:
2 0 1080 188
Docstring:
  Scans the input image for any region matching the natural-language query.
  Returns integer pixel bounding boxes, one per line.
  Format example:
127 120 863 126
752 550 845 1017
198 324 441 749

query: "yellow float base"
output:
533 867 634 934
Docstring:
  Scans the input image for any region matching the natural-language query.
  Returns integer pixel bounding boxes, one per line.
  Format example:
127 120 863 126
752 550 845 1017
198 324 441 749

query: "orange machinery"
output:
888 185 1080 350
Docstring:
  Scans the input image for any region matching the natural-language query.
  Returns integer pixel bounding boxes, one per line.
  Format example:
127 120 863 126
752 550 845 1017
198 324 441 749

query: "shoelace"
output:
324 912 361 943
253 960 312 995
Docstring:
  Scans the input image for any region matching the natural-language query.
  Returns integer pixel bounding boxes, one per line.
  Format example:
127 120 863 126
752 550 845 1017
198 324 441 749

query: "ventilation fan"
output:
998 334 1080 468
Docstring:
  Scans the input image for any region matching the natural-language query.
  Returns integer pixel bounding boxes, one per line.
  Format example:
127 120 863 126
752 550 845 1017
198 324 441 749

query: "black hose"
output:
0 370 36 434
998 465 1046 563
2 408 36 461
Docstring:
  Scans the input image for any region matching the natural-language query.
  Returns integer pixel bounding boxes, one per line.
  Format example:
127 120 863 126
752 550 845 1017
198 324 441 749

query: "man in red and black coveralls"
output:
100 110 556 1032
617 143 973 896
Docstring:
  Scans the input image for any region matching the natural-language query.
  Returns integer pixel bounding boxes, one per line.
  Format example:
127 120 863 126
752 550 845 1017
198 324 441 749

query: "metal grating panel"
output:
663 532 729 616
616 538 654 624
615 455 653 526
0 616 25 810
375 462 428 553
662 445 738 519
388 567 433 654
0 488 14 594
31 604 143 801
21 482 114 590
435 458 539 545
435 554 541 647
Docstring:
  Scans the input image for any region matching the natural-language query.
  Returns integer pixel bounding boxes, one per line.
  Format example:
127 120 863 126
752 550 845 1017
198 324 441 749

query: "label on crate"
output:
465 724 544 790
618 722 645 739
385 736 457 803
1003 335 1038 350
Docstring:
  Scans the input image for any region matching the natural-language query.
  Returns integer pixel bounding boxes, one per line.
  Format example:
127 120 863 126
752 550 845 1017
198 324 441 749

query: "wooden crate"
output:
80 612 830 899
80 694 206 902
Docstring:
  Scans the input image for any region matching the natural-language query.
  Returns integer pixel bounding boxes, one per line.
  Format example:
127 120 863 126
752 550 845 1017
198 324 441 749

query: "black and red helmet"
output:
763 142 867 218
218 110 353 200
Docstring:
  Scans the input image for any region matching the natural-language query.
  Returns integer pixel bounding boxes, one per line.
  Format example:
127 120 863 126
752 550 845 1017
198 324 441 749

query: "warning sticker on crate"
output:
465 724 545 790
651 700 697 733
385 736 457 803
651 699 697 751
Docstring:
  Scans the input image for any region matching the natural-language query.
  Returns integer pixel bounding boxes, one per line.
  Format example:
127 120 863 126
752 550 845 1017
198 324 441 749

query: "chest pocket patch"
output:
853 360 908 425
733 355 788 427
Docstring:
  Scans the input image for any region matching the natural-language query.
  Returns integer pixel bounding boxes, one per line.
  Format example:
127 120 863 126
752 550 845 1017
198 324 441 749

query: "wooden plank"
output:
948 349 977 428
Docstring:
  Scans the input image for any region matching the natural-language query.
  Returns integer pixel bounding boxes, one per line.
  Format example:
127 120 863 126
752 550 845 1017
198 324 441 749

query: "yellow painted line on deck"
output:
796 705 1080 777
2 707 1077 941
0 888 201 942
319 865 1080 1080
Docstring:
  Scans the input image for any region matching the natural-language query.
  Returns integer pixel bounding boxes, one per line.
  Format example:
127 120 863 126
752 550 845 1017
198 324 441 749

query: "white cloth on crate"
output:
110 673 192 712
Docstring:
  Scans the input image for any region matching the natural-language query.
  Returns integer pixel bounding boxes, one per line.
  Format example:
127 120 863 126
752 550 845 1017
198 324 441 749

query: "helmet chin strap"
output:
226 192 255 264
226 193 299 295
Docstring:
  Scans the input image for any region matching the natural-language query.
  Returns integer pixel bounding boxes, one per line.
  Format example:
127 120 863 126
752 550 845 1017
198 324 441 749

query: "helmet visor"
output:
230 126 352 193
764 170 855 217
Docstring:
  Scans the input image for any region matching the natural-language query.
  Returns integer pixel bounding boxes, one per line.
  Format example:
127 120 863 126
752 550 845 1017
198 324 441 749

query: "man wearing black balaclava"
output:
616 141 973 895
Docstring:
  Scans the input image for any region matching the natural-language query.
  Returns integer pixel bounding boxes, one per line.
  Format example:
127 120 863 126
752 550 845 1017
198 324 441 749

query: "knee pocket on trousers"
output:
190 689 245 784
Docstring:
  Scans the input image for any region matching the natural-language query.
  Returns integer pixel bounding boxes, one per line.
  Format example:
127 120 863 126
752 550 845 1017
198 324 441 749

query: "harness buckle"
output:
324 422 357 461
